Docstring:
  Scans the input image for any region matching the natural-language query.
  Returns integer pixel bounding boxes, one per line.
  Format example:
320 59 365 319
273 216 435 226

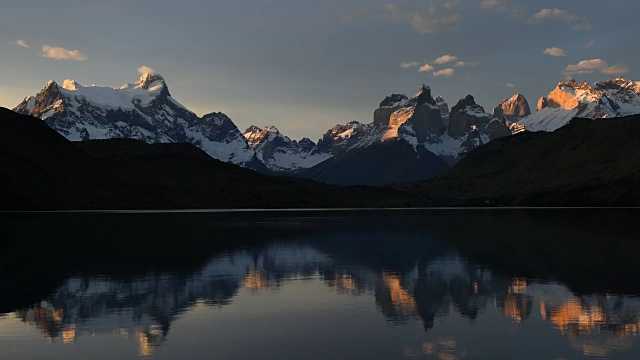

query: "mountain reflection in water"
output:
1 210 640 360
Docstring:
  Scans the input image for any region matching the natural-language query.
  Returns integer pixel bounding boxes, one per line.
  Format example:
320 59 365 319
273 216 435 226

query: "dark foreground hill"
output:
401 115 640 206
0 108 412 210
303 139 449 186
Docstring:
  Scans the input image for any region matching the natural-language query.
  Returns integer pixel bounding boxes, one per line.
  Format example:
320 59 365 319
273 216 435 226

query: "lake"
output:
1 209 639 359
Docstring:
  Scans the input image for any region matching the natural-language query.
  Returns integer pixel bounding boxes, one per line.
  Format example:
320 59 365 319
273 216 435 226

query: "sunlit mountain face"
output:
1 210 640 359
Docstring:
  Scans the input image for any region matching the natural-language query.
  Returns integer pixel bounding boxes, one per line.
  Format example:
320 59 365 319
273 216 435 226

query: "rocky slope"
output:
14 72 266 171
492 93 531 122
520 78 640 132
243 125 328 173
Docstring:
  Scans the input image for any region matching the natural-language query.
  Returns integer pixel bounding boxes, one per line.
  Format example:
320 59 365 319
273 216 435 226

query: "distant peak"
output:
43 79 58 89
414 84 436 106
559 78 591 90
62 79 83 91
264 126 280 134
460 94 476 106
244 125 262 134
379 94 408 108
136 72 166 89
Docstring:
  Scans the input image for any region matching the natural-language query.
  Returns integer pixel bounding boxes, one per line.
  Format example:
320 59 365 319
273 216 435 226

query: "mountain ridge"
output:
0 107 413 210
12 73 640 186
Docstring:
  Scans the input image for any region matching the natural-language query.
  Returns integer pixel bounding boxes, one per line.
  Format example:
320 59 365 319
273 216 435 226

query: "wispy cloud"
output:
564 59 608 75
137 66 157 75
399 61 420 69
505 82 515 88
41 45 88 61
563 59 630 77
383 3 463 34
453 60 480 68
571 19 592 31
16 39 30 48
478 0 526 18
529 8 591 31
479 0 508 11
442 0 462 12
433 68 455 77
585 40 595 49
343 8 367 22
543 47 567 57
530 8 579 23
602 64 630 76
418 64 435 73
433 54 459 65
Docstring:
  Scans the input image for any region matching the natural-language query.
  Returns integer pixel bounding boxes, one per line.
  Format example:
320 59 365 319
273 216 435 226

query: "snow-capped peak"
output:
43 79 58 89
243 125 284 146
379 94 408 108
14 73 258 168
519 77 640 132
62 79 83 91
119 73 168 93
453 95 490 118
264 125 280 134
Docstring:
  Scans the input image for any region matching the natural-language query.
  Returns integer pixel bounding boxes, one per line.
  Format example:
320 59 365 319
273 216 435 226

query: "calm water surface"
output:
1 210 639 359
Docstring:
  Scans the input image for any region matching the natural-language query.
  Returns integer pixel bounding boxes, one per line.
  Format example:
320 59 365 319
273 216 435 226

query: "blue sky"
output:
1 0 638 140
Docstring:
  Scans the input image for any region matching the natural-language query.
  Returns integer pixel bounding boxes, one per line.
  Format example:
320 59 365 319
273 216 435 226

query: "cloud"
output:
442 0 462 12
343 8 367 22
529 8 591 31
563 59 630 77
478 1 529 20
400 61 421 69
543 47 567 57
570 19 592 31
563 59 608 75
602 64 630 76
530 8 579 23
479 0 508 11
585 40 595 49
418 64 435 73
383 4 463 34
41 45 88 61
137 66 157 76
16 39 30 48
505 83 515 88
433 54 459 65
433 68 455 77
452 60 479 68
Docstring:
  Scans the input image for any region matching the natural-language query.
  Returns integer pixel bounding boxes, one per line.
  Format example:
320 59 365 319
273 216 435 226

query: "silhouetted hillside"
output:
402 115 640 206
0 108 412 210
304 139 449 186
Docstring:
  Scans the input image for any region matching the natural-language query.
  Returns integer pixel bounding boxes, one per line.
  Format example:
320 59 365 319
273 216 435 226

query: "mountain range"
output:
12 72 640 186
0 107 411 210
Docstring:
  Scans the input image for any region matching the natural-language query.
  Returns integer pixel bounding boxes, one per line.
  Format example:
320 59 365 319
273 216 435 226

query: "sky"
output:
1 0 638 140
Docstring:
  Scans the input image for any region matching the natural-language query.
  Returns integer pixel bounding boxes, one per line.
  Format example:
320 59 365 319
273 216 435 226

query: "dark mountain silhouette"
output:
401 115 640 206
0 108 412 210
